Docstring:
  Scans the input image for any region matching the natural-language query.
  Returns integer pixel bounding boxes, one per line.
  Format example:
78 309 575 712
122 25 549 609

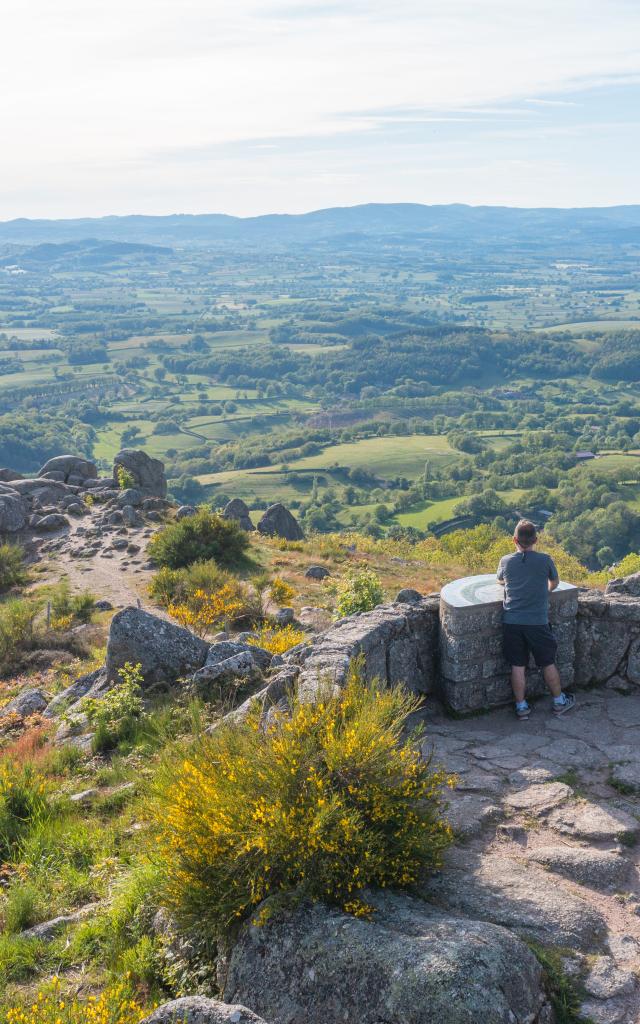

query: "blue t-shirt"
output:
497 550 559 625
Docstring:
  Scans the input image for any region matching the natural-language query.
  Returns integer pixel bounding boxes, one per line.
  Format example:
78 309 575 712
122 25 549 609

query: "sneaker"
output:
553 693 576 716
516 703 531 720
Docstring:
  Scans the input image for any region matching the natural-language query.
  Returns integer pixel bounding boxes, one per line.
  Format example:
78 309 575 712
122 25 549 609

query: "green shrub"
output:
149 559 229 607
148 508 249 569
83 662 144 753
154 670 453 934
0 762 50 862
0 597 40 675
0 544 27 594
50 582 96 625
334 564 384 618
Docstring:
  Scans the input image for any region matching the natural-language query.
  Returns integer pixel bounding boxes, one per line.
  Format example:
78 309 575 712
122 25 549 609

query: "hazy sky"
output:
2 0 639 218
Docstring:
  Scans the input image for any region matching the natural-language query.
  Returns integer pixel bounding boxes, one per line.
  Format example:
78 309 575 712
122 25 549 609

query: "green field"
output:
538 320 640 334
288 435 456 476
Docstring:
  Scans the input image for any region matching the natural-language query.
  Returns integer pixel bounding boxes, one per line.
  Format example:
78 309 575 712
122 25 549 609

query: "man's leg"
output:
542 662 562 698
510 665 527 703
542 659 575 715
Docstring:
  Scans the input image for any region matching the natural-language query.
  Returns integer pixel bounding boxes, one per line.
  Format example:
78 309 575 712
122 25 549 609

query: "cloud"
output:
1 0 640 215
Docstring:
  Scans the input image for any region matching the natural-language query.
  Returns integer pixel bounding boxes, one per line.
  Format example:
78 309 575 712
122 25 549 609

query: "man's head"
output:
514 519 537 550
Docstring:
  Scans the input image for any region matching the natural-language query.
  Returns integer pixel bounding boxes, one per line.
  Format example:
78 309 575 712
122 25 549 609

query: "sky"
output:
2 0 640 219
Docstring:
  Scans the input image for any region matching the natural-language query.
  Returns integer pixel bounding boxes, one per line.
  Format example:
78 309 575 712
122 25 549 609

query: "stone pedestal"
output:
439 575 578 712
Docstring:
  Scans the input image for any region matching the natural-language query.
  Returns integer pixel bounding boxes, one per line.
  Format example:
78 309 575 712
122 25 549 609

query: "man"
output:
497 519 575 720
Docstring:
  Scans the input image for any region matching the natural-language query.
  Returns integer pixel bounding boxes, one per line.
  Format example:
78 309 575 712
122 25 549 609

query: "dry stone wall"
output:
296 597 440 703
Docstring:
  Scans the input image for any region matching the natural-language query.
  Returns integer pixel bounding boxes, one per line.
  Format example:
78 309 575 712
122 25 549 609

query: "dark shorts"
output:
502 623 557 669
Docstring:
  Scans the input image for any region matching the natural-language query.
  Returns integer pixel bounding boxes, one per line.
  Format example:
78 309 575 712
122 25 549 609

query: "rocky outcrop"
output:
0 688 48 718
606 572 640 598
20 903 100 941
43 667 107 718
106 607 208 685
223 499 254 532
224 891 552 1024
114 449 167 497
37 455 98 483
0 492 28 532
256 503 303 541
141 999 269 1024
296 598 439 702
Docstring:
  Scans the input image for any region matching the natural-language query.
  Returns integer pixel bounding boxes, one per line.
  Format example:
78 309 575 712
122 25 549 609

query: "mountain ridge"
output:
2 202 640 247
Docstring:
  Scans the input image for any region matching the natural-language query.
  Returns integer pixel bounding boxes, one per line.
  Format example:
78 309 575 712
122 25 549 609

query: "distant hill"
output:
0 237 171 268
2 203 640 248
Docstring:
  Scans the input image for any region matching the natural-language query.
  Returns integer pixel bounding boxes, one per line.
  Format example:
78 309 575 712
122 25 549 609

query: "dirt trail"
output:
35 508 160 612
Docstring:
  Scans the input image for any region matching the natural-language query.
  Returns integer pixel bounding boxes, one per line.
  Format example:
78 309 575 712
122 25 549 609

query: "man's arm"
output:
548 556 560 591
496 558 505 585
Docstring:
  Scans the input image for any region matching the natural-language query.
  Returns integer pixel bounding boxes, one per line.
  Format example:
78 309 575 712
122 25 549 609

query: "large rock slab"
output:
256 503 303 541
106 607 208 685
444 792 501 838
297 598 439 700
141 999 269 1024
607 572 640 598
504 782 572 815
527 846 632 889
584 957 637 999
547 802 640 843
37 455 98 482
43 667 107 717
424 851 606 950
11 478 71 504
114 449 167 497
0 492 28 532
224 891 551 1024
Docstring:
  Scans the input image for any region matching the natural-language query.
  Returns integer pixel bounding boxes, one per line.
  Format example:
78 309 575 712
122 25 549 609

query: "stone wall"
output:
576 590 640 692
296 597 440 703
293 578 640 714
439 584 578 713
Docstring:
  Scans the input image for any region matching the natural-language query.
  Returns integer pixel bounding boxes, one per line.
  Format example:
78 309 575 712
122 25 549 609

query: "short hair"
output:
514 519 537 547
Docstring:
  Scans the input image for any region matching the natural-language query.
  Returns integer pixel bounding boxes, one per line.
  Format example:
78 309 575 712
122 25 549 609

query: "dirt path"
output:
34 508 160 612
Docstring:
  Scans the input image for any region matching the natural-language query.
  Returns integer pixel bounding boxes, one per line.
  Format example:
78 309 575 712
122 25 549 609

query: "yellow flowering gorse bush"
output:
168 583 246 636
248 624 305 655
269 577 296 606
154 669 454 932
6 980 148 1024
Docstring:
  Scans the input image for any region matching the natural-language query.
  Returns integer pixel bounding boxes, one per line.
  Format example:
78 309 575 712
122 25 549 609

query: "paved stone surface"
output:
504 782 572 814
418 690 640 1023
425 851 607 950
